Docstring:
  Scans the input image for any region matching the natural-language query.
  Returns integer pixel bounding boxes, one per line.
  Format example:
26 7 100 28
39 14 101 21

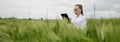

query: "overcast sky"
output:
0 0 120 19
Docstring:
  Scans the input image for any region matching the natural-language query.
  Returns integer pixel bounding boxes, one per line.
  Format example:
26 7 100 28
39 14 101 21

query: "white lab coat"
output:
71 14 87 30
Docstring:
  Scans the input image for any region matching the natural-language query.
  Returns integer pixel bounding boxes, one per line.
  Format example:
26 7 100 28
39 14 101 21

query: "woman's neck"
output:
76 14 81 18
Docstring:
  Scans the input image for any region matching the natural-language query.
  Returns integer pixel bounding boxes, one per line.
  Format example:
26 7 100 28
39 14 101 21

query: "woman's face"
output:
74 6 81 16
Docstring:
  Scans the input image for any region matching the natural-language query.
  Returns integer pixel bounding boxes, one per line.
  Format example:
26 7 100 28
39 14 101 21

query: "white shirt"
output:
71 14 87 30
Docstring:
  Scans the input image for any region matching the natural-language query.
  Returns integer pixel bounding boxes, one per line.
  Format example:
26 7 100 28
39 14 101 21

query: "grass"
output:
0 18 120 42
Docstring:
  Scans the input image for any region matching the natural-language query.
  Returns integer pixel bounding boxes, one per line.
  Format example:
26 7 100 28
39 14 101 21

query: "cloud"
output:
0 0 120 19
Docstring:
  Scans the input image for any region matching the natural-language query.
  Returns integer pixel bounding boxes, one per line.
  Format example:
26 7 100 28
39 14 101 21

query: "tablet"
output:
61 13 71 23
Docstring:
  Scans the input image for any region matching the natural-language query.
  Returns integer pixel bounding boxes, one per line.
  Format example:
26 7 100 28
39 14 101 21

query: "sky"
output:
0 0 120 19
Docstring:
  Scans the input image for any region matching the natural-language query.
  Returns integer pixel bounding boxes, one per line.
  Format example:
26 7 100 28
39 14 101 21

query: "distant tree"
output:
41 18 43 20
29 18 32 20
9 17 17 19
0 17 1 19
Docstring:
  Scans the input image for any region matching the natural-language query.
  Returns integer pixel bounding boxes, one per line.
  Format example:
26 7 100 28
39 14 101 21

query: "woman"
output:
71 4 87 30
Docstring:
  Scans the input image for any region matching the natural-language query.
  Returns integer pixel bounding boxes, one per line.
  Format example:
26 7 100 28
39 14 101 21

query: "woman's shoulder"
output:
79 15 86 20
83 15 87 19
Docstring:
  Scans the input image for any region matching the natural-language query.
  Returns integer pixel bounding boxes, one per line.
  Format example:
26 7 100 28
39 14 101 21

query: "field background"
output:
0 18 120 42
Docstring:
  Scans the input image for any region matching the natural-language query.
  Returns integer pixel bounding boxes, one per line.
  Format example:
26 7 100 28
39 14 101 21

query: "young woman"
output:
71 4 87 30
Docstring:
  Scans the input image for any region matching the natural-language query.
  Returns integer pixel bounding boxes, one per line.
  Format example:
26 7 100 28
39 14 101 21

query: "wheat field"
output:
0 18 120 42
